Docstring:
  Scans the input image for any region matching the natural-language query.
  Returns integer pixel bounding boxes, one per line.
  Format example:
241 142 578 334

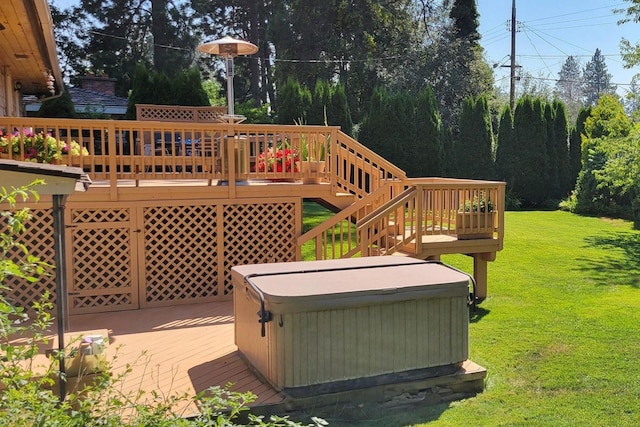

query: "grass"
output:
296 210 640 426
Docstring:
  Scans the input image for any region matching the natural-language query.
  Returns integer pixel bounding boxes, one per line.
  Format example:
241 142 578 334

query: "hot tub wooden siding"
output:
232 258 470 396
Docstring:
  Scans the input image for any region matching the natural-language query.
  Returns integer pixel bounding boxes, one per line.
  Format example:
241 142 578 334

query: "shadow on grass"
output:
579 231 640 288
285 400 451 427
470 306 490 323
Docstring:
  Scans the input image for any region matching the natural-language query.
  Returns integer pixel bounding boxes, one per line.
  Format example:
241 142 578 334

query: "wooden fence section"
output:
135 104 227 122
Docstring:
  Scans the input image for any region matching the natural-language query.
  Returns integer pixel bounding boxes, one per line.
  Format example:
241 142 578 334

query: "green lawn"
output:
297 210 640 426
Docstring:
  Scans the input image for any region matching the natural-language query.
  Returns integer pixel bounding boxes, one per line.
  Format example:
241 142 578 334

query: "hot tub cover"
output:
231 257 470 314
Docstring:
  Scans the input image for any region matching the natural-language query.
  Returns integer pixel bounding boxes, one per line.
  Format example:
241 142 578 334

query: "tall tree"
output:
555 56 584 122
494 105 518 197
449 0 480 42
275 77 312 125
57 0 197 96
359 88 402 168
513 96 549 206
582 49 617 106
456 96 493 180
552 100 571 196
544 103 559 200
269 0 417 121
426 0 493 129
569 107 591 189
414 87 444 177
624 75 640 120
574 95 632 217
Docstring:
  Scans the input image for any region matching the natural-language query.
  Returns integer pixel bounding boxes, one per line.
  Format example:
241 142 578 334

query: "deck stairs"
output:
300 131 505 298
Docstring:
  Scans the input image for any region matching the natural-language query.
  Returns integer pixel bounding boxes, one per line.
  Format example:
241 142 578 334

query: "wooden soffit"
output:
0 0 63 95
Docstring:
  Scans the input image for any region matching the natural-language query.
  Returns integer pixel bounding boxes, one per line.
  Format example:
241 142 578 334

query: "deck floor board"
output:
56 301 284 416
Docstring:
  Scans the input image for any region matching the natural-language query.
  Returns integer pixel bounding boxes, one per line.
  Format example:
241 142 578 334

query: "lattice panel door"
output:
1 208 56 312
222 202 297 296
67 207 138 314
142 204 219 307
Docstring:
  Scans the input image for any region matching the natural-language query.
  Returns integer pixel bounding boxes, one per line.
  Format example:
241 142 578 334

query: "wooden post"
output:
473 252 496 301
473 254 488 301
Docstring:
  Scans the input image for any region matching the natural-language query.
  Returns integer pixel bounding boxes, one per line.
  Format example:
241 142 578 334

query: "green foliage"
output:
172 68 210 107
573 96 637 221
38 89 76 118
235 100 273 124
358 86 444 177
126 64 209 119
513 96 549 206
308 80 331 126
449 0 480 43
414 86 444 177
551 100 571 197
276 78 353 134
590 133 640 227
583 94 632 141
276 77 312 125
544 103 559 200
554 55 584 123
327 83 353 136
456 95 493 180
582 49 617 106
495 104 518 192
569 106 591 187
358 87 396 163
201 79 225 106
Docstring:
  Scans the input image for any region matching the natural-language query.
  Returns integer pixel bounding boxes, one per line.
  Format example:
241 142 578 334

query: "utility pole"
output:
509 0 517 110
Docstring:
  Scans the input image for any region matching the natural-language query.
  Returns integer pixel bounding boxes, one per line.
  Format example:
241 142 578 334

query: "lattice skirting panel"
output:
2 198 299 314
1 208 57 312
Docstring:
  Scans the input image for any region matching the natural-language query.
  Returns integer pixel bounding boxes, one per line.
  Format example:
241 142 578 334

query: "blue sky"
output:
477 0 639 96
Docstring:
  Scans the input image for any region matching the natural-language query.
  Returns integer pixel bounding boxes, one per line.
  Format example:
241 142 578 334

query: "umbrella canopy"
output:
197 36 258 57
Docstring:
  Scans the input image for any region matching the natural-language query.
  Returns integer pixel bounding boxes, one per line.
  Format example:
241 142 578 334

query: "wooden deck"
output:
55 301 284 417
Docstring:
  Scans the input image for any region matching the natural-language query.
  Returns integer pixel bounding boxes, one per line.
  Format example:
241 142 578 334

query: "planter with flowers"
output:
455 196 495 240
254 144 300 181
0 129 88 164
300 134 327 184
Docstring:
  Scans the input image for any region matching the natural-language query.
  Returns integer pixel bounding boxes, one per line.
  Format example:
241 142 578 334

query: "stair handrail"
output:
333 131 407 200
357 186 420 257
298 183 396 260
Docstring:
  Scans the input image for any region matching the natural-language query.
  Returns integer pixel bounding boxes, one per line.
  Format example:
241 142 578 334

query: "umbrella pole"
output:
226 53 234 121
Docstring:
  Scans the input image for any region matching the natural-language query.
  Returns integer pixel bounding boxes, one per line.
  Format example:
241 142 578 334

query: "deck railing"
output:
333 131 407 199
299 178 505 260
0 118 406 192
298 182 405 259
358 179 506 256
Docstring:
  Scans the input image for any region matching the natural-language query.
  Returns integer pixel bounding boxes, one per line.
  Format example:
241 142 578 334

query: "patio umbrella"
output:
197 36 258 122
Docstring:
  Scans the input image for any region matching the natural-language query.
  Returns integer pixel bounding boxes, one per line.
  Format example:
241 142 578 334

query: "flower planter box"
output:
300 160 326 184
455 212 495 240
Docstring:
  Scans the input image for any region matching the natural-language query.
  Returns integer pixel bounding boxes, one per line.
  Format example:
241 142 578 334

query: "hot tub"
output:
231 257 471 397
